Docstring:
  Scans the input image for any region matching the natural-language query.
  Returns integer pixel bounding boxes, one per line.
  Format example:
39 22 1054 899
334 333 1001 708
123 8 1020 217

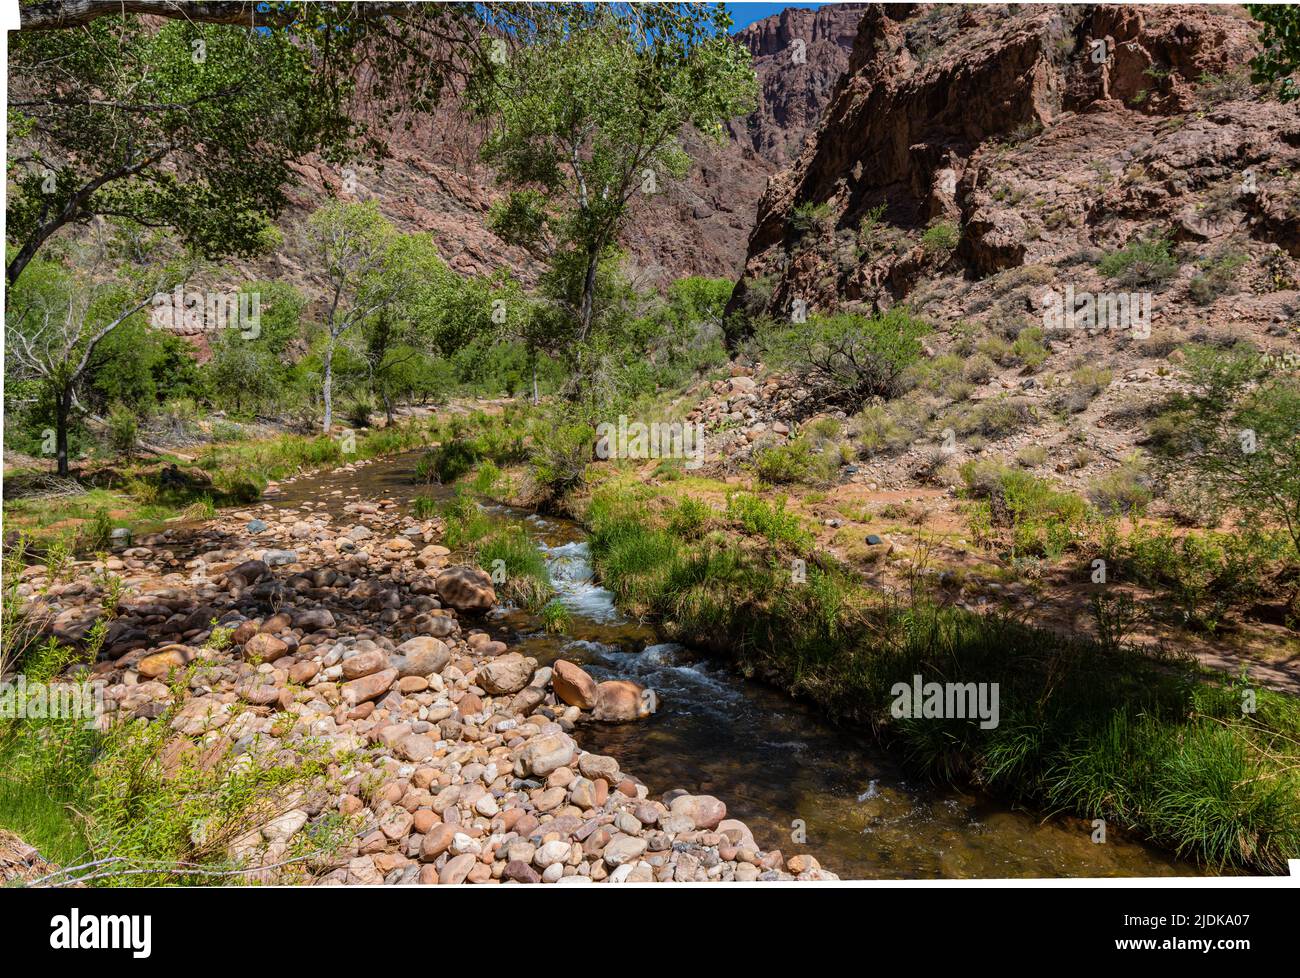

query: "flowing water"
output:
269 453 1206 879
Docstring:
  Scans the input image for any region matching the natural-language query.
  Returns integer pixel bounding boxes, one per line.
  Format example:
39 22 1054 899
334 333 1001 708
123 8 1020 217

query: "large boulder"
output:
434 566 496 614
341 668 397 706
390 636 449 678
137 644 197 679
592 679 655 723
670 794 726 830
295 608 336 633
552 659 598 710
226 559 268 589
341 648 388 680
512 731 577 778
242 633 289 663
478 653 536 695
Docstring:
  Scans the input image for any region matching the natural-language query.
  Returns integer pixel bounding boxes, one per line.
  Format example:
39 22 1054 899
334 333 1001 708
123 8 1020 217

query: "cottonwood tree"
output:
7 2 495 284
1161 344 1300 568
306 202 446 433
467 2 757 395
4 224 184 475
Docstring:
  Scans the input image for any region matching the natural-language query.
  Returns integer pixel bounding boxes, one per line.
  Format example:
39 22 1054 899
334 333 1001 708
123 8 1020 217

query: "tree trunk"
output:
569 247 601 399
55 387 71 478
322 341 334 435
531 354 539 406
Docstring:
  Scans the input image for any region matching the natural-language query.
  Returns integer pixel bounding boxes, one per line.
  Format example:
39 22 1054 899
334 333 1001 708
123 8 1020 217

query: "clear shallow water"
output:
268 454 1205 879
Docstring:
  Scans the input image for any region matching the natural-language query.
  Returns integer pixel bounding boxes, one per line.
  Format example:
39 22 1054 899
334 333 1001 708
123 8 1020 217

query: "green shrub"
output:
416 440 478 484
960 460 1088 557
106 403 138 458
668 497 713 540
528 421 594 507
1098 235 1178 287
1088 453 1152 516
757 307 931 407
726 492 812 549
790 201 833 236
851 403 915 456
751 421 848 487
1011 326 1050 369
1188 251 1248 305
921 220 960 255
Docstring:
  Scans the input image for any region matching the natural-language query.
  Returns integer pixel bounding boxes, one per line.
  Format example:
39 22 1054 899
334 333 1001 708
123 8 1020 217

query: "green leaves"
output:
8 10 377 282
467 2 757 388
1249 4 1300 101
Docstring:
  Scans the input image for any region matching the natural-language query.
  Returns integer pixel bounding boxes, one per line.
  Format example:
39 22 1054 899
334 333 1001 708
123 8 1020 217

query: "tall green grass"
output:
583 484 1300 873
433 490 553 611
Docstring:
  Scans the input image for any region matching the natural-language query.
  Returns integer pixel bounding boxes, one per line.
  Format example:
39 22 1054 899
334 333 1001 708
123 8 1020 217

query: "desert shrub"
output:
851 403 916 457
1188 251 1248 305
1088 453 1153 516
963 353 997 384
1198 66 1256 102
910 353 970 400
944 396 1034 439
1058 365 1113 413
1016 445 1048 468
757 307 930 408
1098 234 1178 287
977 335 1016 366
790 201 833 236
1012 326 1050 369
921 220 960 255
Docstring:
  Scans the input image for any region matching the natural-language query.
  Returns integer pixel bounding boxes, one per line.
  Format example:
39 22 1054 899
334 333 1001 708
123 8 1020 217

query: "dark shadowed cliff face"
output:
623 3 871 281
726 3 1297 330
728 3 875 166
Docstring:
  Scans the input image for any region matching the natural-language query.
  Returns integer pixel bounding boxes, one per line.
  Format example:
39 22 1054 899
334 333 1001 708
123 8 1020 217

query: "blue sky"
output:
721 2 829 32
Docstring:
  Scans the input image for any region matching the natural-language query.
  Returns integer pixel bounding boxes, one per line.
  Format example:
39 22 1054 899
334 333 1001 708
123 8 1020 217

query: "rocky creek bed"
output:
17 452 1202 882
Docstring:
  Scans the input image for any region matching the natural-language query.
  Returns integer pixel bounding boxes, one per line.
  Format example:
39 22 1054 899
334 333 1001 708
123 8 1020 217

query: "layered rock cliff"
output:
728 3 1298 328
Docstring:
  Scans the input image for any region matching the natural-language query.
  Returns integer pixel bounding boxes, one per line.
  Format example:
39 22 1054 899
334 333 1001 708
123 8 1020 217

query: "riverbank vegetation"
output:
5 2 1299 881
576 477 1299 873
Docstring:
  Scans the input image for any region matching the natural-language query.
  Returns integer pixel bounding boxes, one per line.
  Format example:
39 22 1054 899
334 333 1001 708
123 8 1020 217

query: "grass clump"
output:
751 419 849 487
1097 234 1178 287
476 525 553 611
726 492 813 549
